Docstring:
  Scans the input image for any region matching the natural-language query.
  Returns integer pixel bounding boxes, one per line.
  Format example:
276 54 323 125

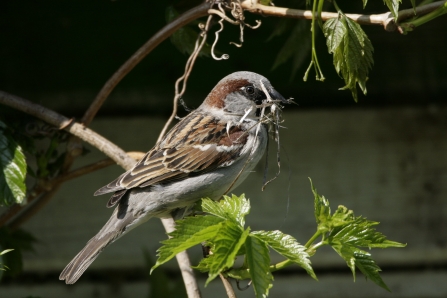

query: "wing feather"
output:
95 111 251 206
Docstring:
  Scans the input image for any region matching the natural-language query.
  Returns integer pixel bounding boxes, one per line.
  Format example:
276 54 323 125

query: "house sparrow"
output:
60 71 287 284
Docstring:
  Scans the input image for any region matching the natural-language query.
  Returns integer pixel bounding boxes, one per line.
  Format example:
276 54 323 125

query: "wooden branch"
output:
0 91 136 170
240 0 447 32
82 2 211 126
220 274 237 298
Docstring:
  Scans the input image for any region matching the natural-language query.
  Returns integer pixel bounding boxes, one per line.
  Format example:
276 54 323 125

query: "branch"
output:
0 91 136 170
82 1 211 126
240 0 447 32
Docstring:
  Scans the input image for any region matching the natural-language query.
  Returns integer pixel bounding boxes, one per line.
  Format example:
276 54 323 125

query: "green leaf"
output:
354 249 391 291
245 235 273 298
252 230 316 279
201 194 250 226
152 215 224 271
331 216 406 249
0 121 27 206
383 0 401 20
323 15 374 102
206 223 249 285
362 0 368 8
331 241 391 291
310 178 331 227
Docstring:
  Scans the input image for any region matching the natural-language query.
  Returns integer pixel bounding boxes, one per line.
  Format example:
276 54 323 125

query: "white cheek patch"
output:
192 144 213 151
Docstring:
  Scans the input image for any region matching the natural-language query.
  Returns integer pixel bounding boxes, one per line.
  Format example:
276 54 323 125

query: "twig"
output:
156 14 214 143
240 0 447 32
220 274 237 298
161 214 202 298
0 90 136 170
82 2 211 126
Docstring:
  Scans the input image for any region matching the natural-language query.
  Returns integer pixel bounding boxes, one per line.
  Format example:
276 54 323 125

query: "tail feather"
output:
60 205 139 284
59 233 114 284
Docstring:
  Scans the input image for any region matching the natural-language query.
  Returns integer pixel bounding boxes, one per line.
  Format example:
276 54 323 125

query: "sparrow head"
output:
201 71 286 118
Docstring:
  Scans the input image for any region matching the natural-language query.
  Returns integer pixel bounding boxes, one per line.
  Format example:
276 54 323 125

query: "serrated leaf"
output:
354 249 390 291
331 217 406 249
383 0 401 20
323 15 374 102
152 215 223 271
201 194 250 226
252 230 316 279
330 205 354 228
206 223 249 285
310 178 331 227
246 235 273 298
330 241 390 290
0 121 27 206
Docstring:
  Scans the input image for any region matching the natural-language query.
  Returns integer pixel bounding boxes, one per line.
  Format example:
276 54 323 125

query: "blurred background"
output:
0 0 446 297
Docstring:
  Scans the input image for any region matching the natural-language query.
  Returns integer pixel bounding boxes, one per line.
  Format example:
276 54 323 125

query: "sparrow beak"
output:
268 87 288 104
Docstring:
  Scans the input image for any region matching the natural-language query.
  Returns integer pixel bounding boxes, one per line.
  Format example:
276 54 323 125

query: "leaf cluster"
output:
153 194 315 298
309 179 406 291
154 179 405 297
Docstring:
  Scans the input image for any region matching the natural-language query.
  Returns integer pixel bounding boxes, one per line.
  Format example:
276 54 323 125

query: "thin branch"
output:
240 0 447 32
82 2 211 126
0 90 136 170
220 274 237 298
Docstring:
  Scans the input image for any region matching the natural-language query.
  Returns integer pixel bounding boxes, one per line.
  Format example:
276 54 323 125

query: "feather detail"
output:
94 111 249 207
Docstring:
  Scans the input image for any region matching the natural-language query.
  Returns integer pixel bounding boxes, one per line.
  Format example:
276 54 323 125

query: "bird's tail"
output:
59 206 142 284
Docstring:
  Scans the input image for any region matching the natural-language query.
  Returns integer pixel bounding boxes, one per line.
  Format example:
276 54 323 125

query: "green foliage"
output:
323 13 374 102
154 194 314 298
0 121 27 206
383 0 401 19
309 178 406 291
0 228 36 277
154 180 405 297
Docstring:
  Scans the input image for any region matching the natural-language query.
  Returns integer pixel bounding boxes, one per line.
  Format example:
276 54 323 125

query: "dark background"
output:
1 0 446 117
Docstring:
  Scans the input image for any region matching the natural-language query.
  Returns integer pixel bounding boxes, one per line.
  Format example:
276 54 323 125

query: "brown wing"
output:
95 112 249 207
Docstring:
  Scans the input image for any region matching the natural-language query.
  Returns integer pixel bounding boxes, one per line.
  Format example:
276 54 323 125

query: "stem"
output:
399 1 447 33
309 0 325 82
240 0 447 32
220 274 237 298
304 230 322 249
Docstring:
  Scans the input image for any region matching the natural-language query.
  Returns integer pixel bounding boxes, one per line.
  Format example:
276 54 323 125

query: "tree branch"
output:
240 0 447 32
82 1 211 126
0 91 136 170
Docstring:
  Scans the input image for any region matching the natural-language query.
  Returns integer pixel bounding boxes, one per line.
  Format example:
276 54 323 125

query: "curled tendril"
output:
208 0 262 59
211 18 230 60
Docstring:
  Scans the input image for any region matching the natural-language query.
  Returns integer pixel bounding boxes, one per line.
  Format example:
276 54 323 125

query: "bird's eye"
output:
245 85 255 95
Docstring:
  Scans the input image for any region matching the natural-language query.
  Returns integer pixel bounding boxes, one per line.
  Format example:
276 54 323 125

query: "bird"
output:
59 71 287 284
